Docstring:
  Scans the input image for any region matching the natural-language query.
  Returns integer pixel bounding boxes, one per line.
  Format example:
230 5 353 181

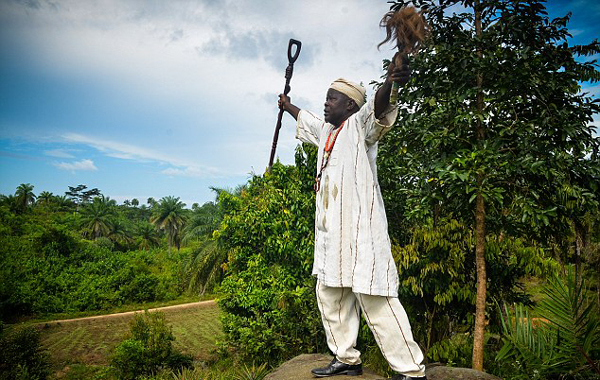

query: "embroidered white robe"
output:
296 97 399 297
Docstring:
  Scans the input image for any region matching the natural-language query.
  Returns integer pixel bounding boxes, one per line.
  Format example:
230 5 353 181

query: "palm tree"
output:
182 201 222 244
15 183 36 212
37 191 54 205
0 194 19 213
109 217 134 248
150 196 187 255
184 238 228 295
147 197 157 208
80 196 116 239
55 195 75 211
136 221 160 250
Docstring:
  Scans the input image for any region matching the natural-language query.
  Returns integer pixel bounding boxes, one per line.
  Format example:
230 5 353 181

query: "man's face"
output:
324 89 350 126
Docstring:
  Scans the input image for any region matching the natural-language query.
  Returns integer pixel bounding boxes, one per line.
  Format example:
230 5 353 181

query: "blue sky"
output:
1 0 598 207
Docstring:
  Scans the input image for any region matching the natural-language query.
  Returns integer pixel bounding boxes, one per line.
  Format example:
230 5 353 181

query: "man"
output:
278 55 426 380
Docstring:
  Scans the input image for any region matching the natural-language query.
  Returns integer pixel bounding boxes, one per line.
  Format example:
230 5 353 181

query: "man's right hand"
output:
278 94 291 110
278 93 300 120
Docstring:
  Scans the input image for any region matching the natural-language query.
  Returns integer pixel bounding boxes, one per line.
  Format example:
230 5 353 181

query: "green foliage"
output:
65 184 101 205
80 195 117 239
136 221 161 251
0 323 50 380
232 363 270 380
168 358 245 380
392 219 553 351
216 144 324 365
382 0 599 369
427 333 473 368
382 0 600 243
151 196 187 255
111 311 193 380
0 182 225 321
0 216 185 319
15 183 36 213
183 200 222 244
183 238 227 295
496 266 600 379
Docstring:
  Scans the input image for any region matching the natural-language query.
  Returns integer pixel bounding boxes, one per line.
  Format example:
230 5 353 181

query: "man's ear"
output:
347 99 359 112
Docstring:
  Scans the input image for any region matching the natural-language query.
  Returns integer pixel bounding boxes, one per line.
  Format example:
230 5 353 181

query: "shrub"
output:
110 311 192 380
0 323 50 380
216 145 324 365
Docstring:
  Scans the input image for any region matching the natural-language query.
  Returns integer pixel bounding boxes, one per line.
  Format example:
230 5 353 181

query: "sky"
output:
0 0 598 207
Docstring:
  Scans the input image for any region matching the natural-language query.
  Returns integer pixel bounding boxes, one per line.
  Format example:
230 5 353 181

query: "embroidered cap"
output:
329 78 366 108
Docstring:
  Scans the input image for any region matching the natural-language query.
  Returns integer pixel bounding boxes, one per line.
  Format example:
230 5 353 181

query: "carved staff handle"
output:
267 39 302 173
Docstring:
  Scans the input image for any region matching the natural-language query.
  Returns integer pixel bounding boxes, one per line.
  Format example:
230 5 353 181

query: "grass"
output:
32 300 222 378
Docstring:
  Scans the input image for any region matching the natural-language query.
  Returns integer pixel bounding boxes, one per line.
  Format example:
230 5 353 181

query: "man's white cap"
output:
329 78 366 108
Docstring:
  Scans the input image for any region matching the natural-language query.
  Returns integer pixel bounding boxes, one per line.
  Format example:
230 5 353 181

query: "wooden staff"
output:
267 39 302 173
378 6 429 103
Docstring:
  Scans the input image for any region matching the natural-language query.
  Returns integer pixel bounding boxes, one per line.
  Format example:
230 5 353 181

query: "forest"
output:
2 0 600 379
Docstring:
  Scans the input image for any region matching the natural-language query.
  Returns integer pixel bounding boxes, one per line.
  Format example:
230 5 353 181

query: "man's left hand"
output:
387 52 411 87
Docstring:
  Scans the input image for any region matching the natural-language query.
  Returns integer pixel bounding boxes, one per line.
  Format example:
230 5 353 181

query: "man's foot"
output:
311 357 363 377
390 375 427 380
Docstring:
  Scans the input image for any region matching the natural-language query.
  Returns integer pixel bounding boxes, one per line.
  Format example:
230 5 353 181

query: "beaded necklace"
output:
314 121 345 192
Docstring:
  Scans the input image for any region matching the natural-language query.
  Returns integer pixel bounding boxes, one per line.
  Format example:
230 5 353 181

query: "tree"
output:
54 195 75 212
136 221 160 251
109 217 134 249
65 184 101 205
182 201 222 244
150 196 187 255
382 0 600 370
80 195 116 239
14 183 36 212
147 197 157 208
36 191 54 206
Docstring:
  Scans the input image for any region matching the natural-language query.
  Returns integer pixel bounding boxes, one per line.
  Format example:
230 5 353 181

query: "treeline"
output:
0 183 224 321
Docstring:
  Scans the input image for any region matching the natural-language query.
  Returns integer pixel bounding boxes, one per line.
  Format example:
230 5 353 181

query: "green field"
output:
35 301 222 377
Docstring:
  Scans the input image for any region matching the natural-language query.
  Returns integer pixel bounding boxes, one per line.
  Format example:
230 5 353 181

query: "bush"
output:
0 202 187 321
0 323 50 380
216 145 324 365
111 311 192 380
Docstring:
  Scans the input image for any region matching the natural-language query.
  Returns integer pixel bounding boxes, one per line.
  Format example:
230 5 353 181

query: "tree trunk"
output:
472 191 487 371
472 0 487 371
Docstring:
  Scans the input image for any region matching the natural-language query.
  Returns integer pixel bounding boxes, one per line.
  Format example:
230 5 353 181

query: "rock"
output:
426 365 502 380
264 354 503 380
264 354 381 379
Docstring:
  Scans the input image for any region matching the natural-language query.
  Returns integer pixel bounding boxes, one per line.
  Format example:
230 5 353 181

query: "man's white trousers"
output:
316 280 426 377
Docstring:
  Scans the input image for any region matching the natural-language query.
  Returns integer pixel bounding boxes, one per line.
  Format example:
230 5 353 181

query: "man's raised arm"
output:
374 53 411 119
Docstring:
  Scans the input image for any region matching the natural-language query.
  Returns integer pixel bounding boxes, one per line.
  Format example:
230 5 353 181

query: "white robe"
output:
296 97 399 297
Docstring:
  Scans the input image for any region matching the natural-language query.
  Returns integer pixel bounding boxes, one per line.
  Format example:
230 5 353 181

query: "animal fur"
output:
378 6 429 65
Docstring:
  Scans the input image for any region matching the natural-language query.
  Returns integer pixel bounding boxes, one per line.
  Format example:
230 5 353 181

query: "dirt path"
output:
40 299 216 326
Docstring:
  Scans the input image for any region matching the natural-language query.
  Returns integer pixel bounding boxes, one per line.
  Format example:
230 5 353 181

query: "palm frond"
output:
497 266 600 377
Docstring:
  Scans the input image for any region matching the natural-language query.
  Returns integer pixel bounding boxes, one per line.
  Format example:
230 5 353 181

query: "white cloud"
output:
54 159 97 171
44 149 75 158
63 132 183 165
62 132 220 178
